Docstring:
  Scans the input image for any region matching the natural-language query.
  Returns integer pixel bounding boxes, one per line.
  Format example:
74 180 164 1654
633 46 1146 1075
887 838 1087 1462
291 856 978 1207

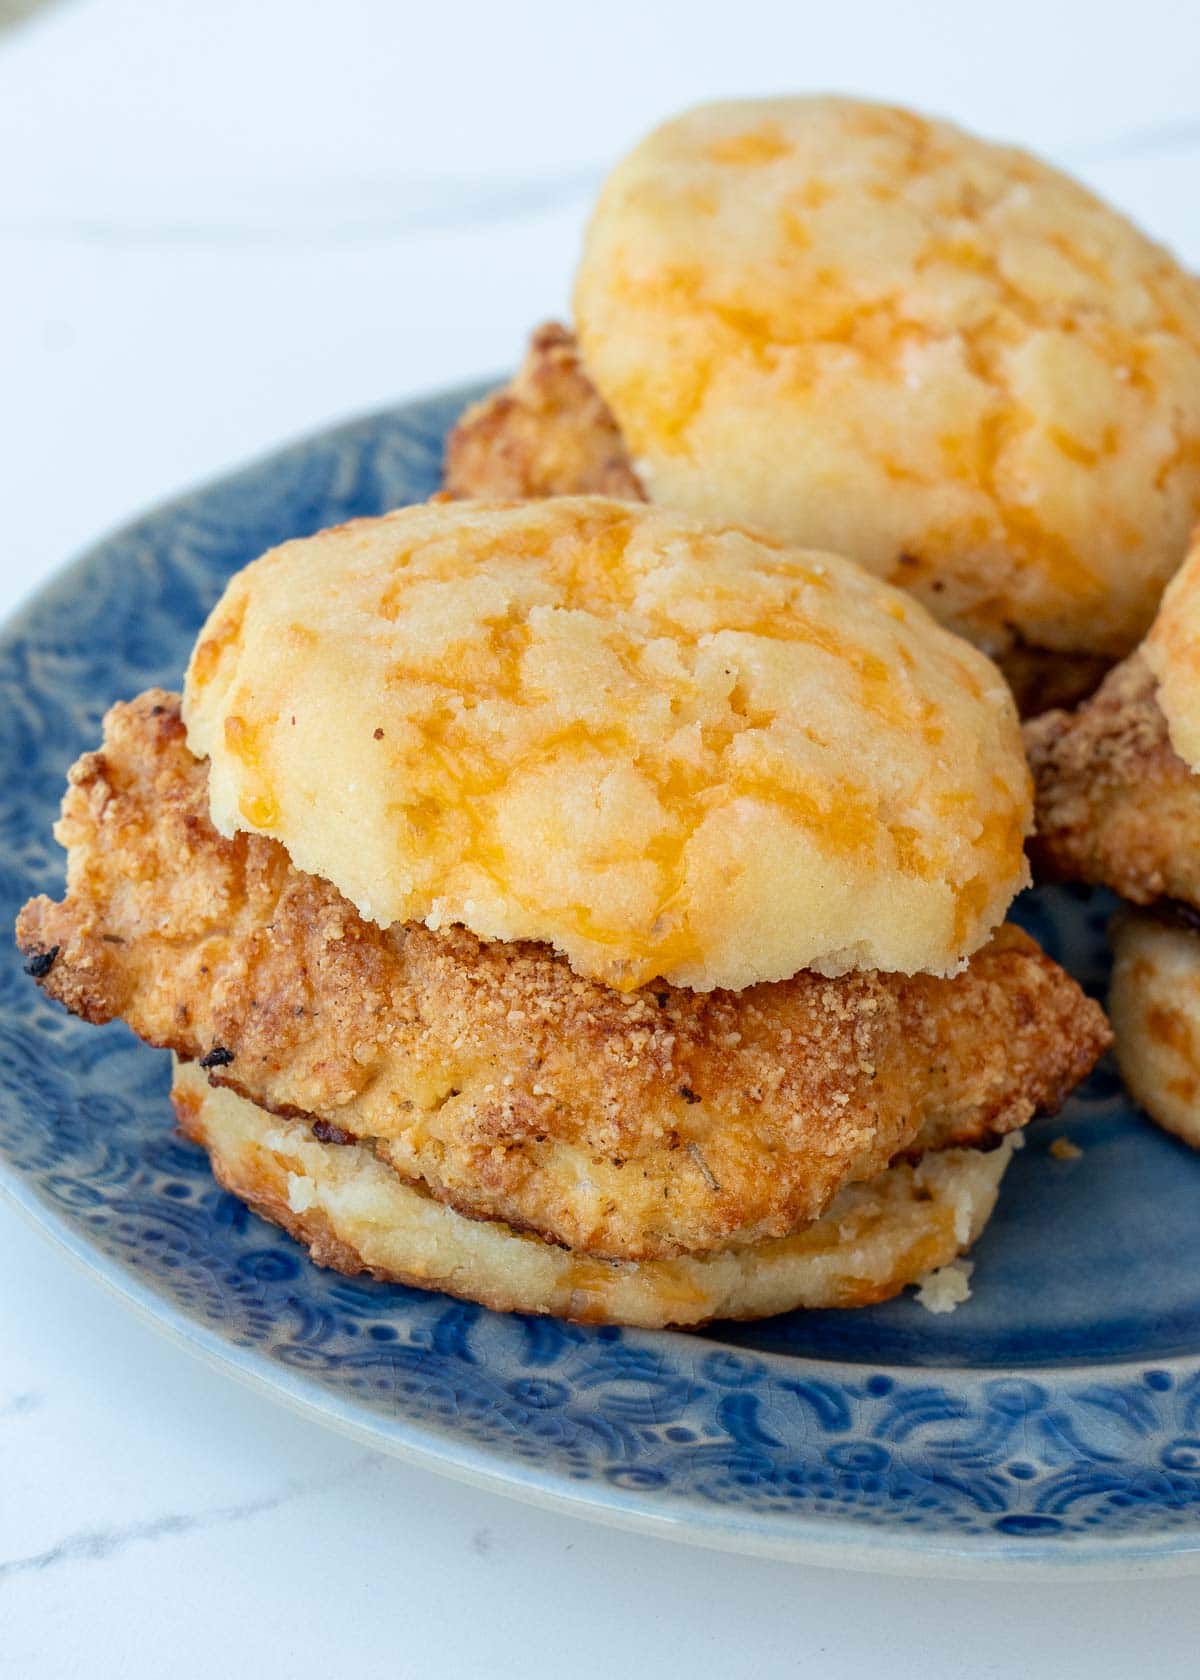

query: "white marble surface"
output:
4 3 1200 1672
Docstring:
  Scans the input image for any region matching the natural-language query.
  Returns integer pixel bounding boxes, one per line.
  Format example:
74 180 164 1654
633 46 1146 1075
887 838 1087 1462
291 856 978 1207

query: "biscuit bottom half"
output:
1110 910 1200 1151
171 1058 1014 1329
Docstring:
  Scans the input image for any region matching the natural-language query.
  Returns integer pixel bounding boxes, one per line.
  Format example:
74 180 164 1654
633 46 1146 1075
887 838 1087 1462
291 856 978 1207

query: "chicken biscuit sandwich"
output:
19 497 1108 1324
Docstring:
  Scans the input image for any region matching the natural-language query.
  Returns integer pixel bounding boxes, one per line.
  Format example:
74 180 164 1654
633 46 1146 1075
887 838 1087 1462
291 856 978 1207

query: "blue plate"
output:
3 387 1200 1577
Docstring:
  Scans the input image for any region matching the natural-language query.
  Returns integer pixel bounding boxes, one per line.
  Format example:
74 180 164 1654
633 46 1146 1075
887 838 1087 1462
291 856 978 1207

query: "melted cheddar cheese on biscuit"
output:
184 496 1029 991
575 97 1200 662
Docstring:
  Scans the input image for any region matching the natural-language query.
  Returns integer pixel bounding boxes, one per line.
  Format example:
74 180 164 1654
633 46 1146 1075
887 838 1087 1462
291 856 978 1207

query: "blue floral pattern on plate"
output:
3 387 1200 1575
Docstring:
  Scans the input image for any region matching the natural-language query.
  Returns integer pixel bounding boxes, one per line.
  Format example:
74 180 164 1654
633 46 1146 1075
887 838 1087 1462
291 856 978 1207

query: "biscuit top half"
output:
574 96 1200 663
183 496 1030 992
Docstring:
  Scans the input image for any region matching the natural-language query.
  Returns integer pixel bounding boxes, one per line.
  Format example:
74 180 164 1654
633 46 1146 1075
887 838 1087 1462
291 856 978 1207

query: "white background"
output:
3 2 1200 1673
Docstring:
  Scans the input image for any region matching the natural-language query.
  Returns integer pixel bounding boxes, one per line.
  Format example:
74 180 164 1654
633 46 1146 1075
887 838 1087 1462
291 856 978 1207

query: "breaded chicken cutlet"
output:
18 692 1108 1267
445 323 644 503
1025 653 1200 909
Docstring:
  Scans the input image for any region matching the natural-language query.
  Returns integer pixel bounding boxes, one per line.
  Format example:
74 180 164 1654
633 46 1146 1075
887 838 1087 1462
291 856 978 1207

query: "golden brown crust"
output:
444 323 644 502
442 325 1108 719
1026 652 1200 905
18 691 1109 1261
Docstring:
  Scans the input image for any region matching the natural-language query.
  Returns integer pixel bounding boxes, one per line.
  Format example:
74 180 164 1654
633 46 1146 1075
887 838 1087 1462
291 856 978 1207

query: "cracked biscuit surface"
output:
16 693 1107 1262
571 97 1200 664
182 496 1031 990
445 328 1107 716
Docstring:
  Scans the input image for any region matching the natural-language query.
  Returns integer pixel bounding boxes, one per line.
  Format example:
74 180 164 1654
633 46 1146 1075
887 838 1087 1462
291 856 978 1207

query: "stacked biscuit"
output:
448 97 1200 715
17 498 1107 1326
1029 537 1200 1150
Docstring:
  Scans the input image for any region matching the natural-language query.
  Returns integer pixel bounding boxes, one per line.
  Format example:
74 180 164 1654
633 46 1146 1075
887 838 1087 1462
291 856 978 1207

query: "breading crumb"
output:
915 1258 974 1314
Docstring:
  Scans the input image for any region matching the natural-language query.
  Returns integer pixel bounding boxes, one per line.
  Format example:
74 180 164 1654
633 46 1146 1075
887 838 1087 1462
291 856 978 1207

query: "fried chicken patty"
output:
444 325 1112 718
1026 652 1200 907
17 691 1108 1262
173 1058 1016 1327
444 322 644 503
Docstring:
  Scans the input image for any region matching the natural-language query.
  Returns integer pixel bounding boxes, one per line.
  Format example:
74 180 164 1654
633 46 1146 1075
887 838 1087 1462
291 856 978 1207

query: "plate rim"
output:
7 1160 1200 1581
